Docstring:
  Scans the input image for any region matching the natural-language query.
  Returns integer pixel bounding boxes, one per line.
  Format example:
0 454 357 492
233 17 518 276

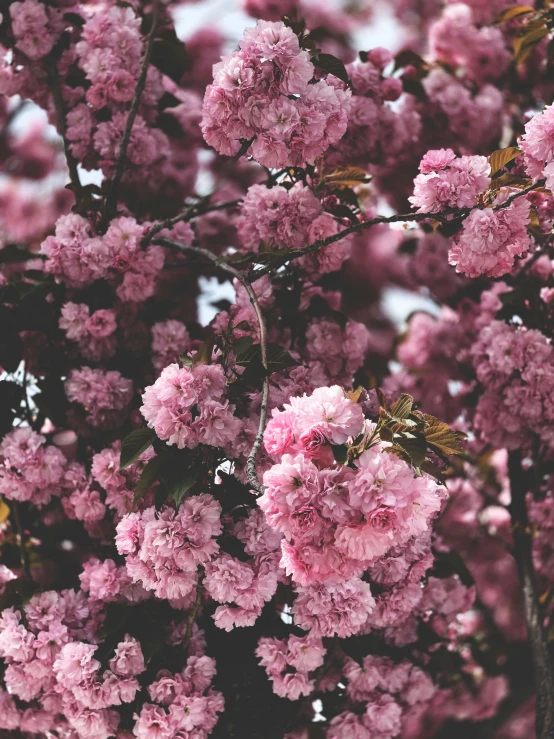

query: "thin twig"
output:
142 198 242 247
508 449 554 739
231 136 256 163
12 503 31 580
183 567 204 653
246 210 457 279
101 3 160 229
494 179 545 212
46 60 82 201
153 237 269 493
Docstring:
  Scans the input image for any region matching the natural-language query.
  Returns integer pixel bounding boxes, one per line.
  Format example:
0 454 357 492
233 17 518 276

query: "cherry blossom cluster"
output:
472 320 554 450
1 2 202 209
59 302 118 361
2 0 554 736
520 102 554 189
140 361 241 449
429 3 511 85
330 50 420 173
42 215 165 301
91 442 156 518
409 149 490 212
115 495 221 603
236 183 353 278
65 366 134 430
261 386 445 638
328 655 435 739
133 655 224 739
201 20 351 167
256 634 326 700
0 427 68 506
449 193 531 277
0 589 223 738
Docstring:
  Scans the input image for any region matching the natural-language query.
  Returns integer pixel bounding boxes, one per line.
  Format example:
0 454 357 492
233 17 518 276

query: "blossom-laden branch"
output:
151 178 545 494
245 181 542 280
47 59 83 202
101 3 160 230
508 449 554 739
153 237 268 494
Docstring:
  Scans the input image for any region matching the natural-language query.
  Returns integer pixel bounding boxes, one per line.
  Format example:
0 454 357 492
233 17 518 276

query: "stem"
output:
183 568 204 653
142 198 242 247
12 503 31 580
494 179 545 212
508 449 554 739
101 4 160 229
47 60 82 201
154 237 269 493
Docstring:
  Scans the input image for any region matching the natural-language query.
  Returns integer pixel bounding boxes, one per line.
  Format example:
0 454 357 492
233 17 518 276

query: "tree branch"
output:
47 60 82 202
245 181 541 280
101 3 160 229
493 179 545 212
153 237 268 493
12 503 31 580
183 567 204 654
142 198 242 247
508 449 554 739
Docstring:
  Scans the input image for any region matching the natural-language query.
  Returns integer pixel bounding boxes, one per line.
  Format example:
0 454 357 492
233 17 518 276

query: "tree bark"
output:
508 449 554 738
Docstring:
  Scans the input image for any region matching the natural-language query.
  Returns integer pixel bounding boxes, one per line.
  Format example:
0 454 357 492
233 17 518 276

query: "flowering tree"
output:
1 0 554 737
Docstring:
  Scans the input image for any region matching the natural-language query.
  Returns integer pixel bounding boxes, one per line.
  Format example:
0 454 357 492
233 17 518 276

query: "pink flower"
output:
53 642 100 688
109 635 145 677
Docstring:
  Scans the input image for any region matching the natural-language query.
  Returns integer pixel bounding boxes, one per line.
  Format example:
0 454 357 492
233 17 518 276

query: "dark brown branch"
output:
142 198 242 246
101 4 160 229
47 60 82 201
183 567 204 653
153 237 268 494
12 503 31 580
494 179 545 212
508 449 554 739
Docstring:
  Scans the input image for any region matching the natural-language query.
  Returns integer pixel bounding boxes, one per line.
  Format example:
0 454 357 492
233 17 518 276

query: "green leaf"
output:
312 52 350 84
168 472 195 507
119 429 156 471
394 432 427 470
133 455 164 508
236 343 298 376
331 444 348 465
0 244 43 263
139 629 167 663
433 550 475 587
151 34 191 84
102 603 128 638
155 484 169 510
17 579 40 605
232 335 254 357
421 459 445 483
